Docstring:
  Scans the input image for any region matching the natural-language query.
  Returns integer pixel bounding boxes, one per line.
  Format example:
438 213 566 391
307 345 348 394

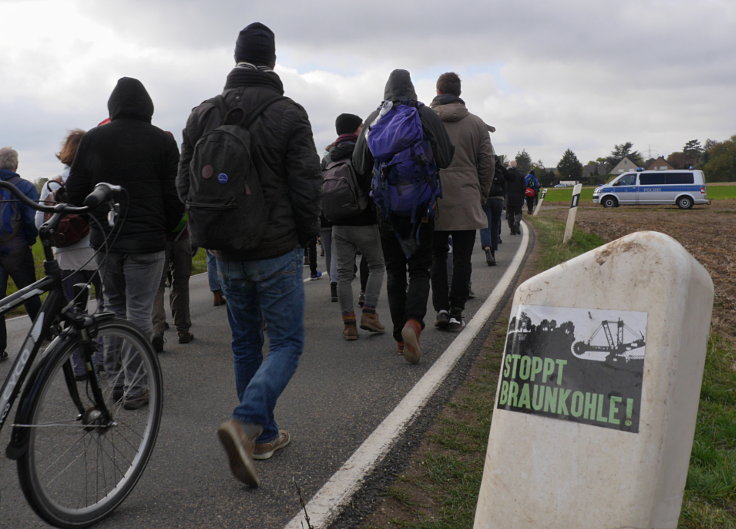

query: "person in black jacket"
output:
481 154 510 265
505 160 527 235
323 113 386 341
177 22 321 488
353 69 454 365
67 77 184 410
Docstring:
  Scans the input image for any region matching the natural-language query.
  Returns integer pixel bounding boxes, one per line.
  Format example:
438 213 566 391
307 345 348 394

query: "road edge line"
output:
284 225 530 529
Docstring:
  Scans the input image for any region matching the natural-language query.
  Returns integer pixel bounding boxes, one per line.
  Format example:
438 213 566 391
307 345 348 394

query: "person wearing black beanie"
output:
335 113 363 136
234 22 276 67
178 22 321 489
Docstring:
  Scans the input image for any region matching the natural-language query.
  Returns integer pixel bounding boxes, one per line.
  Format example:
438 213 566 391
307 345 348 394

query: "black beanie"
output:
335 113 363 135
234 22 276 66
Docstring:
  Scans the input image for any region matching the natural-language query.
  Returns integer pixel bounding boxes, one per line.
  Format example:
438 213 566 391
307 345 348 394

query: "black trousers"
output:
431 230 476 315
379 218 433 343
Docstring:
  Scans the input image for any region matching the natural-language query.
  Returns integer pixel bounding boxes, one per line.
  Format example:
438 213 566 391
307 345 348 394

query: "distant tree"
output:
666 152 690 169
683 139 703 167
557 149 583 180
515 149 532 174
606 142 644 167
703 135 736 182
700 138 720 167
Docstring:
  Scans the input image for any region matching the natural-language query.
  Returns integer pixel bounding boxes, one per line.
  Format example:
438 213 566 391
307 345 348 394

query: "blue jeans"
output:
217 248 304 443
206 250 221 292
480 197 504 251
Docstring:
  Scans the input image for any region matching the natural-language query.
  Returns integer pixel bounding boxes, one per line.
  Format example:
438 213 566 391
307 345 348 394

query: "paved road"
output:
0 224 525 528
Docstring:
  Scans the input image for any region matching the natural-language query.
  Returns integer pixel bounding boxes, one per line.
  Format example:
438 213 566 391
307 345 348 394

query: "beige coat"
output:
431 101 494 231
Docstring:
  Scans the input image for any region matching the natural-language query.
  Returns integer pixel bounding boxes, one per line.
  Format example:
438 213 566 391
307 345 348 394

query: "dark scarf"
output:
224 62 284 93
335 133 358 145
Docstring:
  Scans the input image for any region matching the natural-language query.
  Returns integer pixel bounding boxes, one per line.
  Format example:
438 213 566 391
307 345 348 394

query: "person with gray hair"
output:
0 147 41 361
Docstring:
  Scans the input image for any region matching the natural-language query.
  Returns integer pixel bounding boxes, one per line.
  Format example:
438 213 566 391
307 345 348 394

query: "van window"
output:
614 173 636 186
639 173 666 185
666 173 694 185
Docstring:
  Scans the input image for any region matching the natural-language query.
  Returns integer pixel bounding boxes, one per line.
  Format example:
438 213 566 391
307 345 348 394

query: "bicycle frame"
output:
0 273 64 429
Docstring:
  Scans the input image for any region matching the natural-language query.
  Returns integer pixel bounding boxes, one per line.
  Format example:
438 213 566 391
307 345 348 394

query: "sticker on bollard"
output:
497 305 647 432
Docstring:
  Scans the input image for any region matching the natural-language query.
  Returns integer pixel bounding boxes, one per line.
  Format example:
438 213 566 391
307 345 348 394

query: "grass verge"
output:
361 216 735 529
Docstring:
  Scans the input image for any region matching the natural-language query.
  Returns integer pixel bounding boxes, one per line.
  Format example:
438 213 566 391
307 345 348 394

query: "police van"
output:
592 169 709 209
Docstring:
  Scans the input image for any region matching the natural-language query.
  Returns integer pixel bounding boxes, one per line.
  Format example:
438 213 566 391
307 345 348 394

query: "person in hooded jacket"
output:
67 76 184 410
323 113 386 341
353 69 454 365
178 22 321 488
505 160 527 234
429 72 493 332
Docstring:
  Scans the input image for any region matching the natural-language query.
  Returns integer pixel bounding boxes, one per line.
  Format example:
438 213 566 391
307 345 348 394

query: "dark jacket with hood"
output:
506 166 527 208
321 137 377 226
67 77 184 254
177 64 321 261
353 69 454 177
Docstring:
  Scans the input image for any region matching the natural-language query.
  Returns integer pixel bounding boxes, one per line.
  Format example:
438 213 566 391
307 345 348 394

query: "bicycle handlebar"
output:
0 180 122 214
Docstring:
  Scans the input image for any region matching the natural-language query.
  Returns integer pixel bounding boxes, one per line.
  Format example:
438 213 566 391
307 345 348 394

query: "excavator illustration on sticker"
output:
572 319 646 365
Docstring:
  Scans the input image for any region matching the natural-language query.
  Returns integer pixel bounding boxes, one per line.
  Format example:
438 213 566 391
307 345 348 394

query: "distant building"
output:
610 157 638 174
646 156 673 171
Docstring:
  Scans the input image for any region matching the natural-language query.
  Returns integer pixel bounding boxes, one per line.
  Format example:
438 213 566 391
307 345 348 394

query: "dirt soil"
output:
546 200 736 337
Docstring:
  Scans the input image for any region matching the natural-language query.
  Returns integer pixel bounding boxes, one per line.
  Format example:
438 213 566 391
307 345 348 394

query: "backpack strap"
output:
218 94 285 129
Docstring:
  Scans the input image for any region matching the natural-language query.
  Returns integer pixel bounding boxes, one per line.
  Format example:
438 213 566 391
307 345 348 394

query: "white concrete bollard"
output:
474 231 714 529
562 183 583 243
532 188 547 216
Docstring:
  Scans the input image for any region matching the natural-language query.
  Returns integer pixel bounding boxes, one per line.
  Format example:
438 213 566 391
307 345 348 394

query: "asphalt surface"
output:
0 224 524 529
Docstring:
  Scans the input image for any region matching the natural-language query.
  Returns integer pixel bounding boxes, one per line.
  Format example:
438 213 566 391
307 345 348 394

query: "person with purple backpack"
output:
353 69 454 364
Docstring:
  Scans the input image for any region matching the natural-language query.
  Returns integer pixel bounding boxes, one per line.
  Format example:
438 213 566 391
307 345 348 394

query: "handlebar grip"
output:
84 183 122 208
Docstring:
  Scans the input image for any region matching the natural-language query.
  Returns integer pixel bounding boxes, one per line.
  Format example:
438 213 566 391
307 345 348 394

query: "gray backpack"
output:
187 95 283 252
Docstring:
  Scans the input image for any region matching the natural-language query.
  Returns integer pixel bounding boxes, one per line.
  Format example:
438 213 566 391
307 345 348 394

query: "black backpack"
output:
320 157 367 222
187 94 283 252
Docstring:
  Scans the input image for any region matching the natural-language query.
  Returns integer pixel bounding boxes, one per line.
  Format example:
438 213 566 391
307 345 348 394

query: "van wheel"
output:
602 196 618 208
676 196 693 209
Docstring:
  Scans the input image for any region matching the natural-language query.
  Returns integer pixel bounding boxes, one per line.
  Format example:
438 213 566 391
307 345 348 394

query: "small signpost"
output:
562 183 582 243
532 188 546 216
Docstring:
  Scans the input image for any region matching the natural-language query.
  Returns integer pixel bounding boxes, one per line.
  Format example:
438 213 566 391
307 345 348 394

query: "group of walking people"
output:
0 21 532 490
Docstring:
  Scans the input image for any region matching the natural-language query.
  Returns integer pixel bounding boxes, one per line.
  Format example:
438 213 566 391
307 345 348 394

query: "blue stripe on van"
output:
600 185 703 193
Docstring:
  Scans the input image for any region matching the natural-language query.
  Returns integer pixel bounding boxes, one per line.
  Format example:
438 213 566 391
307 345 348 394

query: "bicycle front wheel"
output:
16 318 163 528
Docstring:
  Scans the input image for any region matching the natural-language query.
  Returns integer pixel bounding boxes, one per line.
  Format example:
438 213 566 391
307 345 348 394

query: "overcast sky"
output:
2 0 735 182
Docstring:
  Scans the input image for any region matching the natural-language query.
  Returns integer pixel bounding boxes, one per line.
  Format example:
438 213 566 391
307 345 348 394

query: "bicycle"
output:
0 180 163 527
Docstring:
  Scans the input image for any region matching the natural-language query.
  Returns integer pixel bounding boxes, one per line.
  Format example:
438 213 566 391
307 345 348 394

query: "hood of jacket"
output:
383 69 417 102
430 95 469 123
107 77 154 123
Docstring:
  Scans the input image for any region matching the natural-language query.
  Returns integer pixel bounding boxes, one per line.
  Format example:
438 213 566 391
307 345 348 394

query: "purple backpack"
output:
366 101 441 225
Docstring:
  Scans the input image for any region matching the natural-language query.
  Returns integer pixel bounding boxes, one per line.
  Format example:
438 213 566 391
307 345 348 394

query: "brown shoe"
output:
360 311 385 333
400 319 423 364
253 429 291 460
396 341 405 355
216 419 259 487
213 290 226 307
343 323 359 341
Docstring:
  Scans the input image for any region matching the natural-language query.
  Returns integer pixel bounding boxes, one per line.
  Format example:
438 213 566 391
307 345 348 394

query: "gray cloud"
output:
2 0 734 180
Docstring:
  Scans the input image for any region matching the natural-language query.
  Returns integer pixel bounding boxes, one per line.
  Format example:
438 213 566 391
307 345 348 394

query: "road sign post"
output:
562 183 582 243
532 188 546 216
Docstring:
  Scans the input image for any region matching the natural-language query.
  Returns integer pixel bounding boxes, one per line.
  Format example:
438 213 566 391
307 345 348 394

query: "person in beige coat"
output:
430 72 494 331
